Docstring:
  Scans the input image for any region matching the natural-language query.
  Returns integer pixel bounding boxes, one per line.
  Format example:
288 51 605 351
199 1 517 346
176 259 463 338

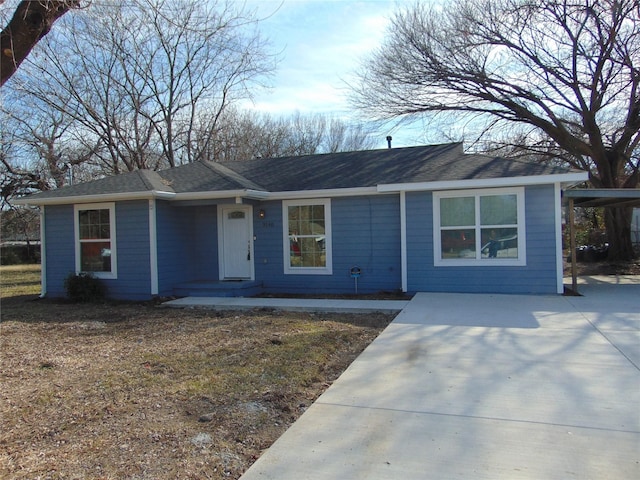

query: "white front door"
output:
219 205 253 279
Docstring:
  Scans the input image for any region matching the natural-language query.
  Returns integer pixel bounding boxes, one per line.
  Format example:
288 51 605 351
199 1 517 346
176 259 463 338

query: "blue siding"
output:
191 206 219 280
105 201 152 300
43 201 152 300
255 195 402 294
156 202 218 296
253 200 285 287
43 205 75 297
43 184 559 299
406 185 559 294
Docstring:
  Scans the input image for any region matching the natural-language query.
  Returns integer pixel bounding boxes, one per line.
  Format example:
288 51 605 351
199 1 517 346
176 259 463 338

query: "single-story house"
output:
16 143 589 300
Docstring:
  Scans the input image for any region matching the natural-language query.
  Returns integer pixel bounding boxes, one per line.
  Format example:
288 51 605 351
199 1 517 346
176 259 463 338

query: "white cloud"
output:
243 1 405 114
240 0 432 148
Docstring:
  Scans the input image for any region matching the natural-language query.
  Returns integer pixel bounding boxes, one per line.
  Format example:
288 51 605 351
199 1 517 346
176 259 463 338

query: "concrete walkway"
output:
238 276 640 480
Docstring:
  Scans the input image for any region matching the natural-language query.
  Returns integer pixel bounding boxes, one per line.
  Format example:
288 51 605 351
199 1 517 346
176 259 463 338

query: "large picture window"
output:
434 188 526 266
74 203 117 278
283 199 332 275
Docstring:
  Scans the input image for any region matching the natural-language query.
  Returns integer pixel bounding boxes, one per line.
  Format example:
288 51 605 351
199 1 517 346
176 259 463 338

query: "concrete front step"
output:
173 280 263 297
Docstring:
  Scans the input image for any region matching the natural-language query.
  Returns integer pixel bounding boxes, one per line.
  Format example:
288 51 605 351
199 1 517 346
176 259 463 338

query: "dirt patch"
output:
256 291 413 301
0 298 393 479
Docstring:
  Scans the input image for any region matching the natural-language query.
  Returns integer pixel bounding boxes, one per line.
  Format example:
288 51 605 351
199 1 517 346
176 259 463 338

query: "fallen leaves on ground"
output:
1 299 392 479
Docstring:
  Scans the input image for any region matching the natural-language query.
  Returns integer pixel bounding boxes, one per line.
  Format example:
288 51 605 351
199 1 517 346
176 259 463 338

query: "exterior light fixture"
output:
258 209 266 219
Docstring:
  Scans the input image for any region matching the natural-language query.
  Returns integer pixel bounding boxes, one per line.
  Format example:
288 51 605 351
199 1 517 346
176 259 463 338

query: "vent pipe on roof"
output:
386 136 392 149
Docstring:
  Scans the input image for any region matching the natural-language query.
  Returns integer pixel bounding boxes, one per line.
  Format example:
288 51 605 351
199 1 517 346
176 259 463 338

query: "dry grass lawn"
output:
0 265 393 479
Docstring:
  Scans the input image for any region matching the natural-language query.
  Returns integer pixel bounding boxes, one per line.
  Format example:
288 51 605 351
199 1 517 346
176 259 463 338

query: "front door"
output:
219 205 253 279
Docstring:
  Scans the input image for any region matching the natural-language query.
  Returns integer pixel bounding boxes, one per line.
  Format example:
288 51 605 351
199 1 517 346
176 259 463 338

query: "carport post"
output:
569 197 578 294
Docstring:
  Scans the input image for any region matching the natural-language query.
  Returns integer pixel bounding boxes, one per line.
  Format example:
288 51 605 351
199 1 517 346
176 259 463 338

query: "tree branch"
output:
1 0 80 86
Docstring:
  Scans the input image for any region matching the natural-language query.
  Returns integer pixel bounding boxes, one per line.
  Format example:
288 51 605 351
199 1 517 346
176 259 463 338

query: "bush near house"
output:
0 243 40 265
64 272 107 302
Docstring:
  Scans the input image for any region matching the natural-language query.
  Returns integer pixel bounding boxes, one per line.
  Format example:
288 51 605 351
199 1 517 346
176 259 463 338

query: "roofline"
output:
14 172 589 206
563 187 640 208
377 172 589 192
13 190 176 206
563 188 640 198
14 189 271 206
173 189 270 201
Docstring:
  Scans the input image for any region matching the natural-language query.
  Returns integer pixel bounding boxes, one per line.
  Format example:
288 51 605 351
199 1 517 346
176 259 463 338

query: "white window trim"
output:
433 187 526 267
282 198 333 275
74 202 117 279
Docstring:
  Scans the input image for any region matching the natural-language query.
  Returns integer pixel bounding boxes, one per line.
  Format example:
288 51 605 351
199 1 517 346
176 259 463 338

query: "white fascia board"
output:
13 190 176 206
173 189 270 201
268 187 380 200
377 172 589 193
176 186 382 201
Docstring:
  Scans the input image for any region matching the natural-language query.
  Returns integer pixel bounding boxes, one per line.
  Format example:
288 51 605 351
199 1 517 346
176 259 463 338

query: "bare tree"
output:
351 0 639 260
2 88 101 192
323 116 376 153
9 0 274 175
0 0 82 86
197 109 377 162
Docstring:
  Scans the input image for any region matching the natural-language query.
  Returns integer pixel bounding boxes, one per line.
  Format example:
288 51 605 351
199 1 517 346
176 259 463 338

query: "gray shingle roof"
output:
19 143 585 203
22 169 173 200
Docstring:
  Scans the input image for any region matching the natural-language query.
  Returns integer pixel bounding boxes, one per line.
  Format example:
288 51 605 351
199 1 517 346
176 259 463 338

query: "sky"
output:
243 0 430 148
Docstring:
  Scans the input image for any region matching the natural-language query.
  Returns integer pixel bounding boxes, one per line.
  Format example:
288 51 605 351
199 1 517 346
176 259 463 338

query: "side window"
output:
434 188 525 266
283 199 332 275
75 203 117 278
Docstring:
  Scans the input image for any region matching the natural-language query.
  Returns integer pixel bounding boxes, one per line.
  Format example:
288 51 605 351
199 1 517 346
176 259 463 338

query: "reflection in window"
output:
288 204 326 268
283 199 332 274
76 205 116 276
436 189 524 264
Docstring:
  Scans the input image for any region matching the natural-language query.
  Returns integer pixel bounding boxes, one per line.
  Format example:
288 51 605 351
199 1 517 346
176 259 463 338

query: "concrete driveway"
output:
240 276 640 480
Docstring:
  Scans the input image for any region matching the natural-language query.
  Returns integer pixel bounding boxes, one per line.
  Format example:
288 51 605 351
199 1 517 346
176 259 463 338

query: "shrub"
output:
0 244 40 265
64 272 107 303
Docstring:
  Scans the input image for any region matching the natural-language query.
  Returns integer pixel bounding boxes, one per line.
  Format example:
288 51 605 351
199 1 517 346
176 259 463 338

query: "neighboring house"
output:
16 143 588 300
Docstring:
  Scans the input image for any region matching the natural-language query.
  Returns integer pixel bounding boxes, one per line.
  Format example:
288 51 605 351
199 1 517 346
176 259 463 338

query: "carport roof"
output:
564 188 640 208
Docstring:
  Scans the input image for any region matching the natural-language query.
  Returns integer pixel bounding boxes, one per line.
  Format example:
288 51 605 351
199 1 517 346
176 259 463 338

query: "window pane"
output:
298 237 326 267
312 205 325 222
79 209 110 239
440 197 475 226
228 211 245 219
88 210 100 224
289 236 326 268
306 206 325 235
440 229 476 259
289 205 325 236
480 195 517 225
288 206 301 235
481 228 518 258
286 202 329 270
80 241 112 272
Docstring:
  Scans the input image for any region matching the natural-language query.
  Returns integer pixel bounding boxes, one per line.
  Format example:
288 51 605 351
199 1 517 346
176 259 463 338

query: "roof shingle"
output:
19 143 584 203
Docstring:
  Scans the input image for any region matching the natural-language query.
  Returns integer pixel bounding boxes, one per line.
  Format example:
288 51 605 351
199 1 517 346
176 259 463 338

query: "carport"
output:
564 188 640 294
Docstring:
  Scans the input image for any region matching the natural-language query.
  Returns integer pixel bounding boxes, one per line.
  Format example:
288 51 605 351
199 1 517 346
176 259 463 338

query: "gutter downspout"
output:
149 199 159 296
400 191 408 292
39 207 47 297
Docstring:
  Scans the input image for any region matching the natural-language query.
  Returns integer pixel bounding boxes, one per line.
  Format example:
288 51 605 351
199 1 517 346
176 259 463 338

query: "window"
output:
283 199 332 274
434 188 525 266
75 203 117 278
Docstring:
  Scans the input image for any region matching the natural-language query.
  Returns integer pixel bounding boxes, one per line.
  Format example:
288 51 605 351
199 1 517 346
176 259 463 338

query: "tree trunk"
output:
0 1 75 86
604 206 635 261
